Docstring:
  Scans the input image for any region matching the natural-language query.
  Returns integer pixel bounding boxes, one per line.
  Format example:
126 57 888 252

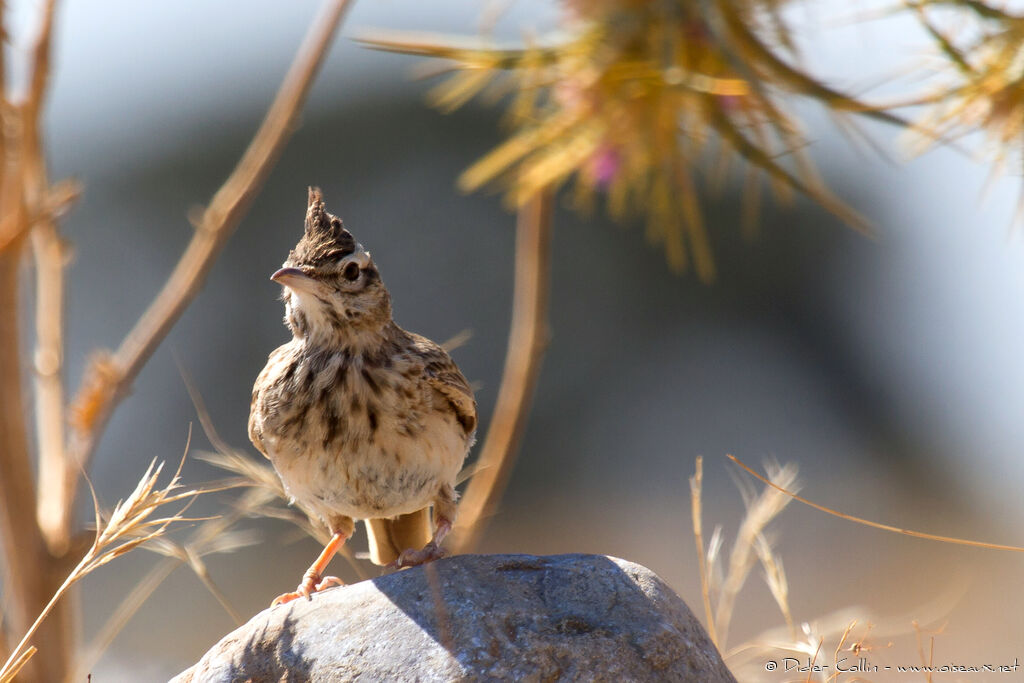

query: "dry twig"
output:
31 219 72 552
62 0 356 538
0 249 47 673
22 0 76 555
451 188 553 553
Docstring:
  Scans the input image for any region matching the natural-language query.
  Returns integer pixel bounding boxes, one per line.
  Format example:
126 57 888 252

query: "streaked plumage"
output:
249 188 476 603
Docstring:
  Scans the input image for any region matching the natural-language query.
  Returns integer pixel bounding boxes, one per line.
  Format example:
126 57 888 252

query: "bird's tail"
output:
364 508 432 565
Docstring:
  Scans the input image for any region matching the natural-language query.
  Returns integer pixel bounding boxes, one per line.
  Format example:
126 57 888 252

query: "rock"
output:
172 553 734 682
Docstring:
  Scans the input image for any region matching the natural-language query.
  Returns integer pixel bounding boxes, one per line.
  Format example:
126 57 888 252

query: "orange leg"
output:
273 524 351 606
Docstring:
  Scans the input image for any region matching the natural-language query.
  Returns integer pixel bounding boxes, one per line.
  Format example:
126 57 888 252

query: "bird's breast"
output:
251 346 469 520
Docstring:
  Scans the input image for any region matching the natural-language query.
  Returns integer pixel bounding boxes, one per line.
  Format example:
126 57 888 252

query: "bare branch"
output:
22 0 56 122
0 246 48 654
0 1 6 100
451 188 553 553
0 2 74 681
62 0 356 534
31 220 70 552
0 0 7 221
24 0 72 558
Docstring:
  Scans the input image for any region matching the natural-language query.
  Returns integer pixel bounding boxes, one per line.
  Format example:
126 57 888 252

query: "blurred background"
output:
12 0 1024 678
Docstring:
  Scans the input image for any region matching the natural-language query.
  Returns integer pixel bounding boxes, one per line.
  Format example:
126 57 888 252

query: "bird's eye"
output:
342 262 360 281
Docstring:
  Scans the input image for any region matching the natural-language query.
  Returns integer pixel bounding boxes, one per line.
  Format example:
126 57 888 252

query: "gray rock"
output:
172 554 735 682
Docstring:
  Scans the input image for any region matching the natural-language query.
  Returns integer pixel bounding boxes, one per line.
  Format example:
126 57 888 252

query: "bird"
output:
248 187 477 605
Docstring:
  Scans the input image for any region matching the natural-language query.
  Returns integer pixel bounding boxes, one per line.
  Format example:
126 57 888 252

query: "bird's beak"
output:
271 267 315 291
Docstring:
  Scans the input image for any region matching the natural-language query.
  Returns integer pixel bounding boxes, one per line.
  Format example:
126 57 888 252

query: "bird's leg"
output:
389 485 457 569
273 517 353 606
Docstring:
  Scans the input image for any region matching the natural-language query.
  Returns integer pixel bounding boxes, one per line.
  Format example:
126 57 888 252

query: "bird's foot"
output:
271 574 344 606
387 542 448 570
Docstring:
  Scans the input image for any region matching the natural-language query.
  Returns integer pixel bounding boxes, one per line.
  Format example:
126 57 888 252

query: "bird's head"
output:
273 187 391 347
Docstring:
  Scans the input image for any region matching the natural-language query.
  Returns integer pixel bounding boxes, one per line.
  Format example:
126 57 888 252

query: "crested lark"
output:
249 188 477 605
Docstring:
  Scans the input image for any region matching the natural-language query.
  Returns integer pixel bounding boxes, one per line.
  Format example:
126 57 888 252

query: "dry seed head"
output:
360 0 892 280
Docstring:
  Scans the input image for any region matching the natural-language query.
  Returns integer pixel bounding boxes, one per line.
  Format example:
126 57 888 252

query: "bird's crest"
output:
291 187 358 264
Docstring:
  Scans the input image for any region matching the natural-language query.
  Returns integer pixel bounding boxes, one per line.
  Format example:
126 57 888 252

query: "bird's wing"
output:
248 384 270 459
248 345 293 460
412 335 478 437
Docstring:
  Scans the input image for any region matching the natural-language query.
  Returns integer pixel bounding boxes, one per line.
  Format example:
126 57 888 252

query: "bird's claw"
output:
271 574 344 606
314 575 344 592
387 542 448 570
271 590 304 607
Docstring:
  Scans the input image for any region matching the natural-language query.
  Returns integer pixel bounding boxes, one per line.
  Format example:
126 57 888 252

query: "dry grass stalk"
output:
72 484 276 680
0 454 208 683
728 595 960 682
0 647 36 683
727 453 1024 552
912 620 943 683
689 456 719 647
692 456 861 681
65 443 255 679
712 461 798 651
753 533 794 642
715 457 972 682
450 187 554 553
691 455 815 678
726 609 865 682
